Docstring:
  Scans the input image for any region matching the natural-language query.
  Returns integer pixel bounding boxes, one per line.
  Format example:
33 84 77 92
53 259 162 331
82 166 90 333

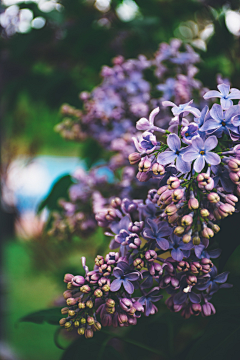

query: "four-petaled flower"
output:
183 135 220 173
138 287 163 316
200 104 240 137
168 233 193 261
157 133 191 173
143 218 172 250
181 123 200 144
110 262 140 294
203 83 240 110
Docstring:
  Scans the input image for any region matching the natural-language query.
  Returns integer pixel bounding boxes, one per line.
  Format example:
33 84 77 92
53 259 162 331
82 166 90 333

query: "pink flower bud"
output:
136 171 151 182
152 163 165 175
63 290 72 299
228 158 240 172
200 209 210 217
225 194 238 206
229 171 240 184
167 176 180 189
181 214 193 226
197 173 207 182
172 189 184 202
145 250 157 261
168 213 179 224
183 232 191 243
159 190 173 205
120 298 133 312
186 275 197 286
202 302 216 317
66 297 77 306
157 185 169 195
71 276 85 286
138 158 152 172
188 198 199 210
174 226 185 235
128 152 141 165
207 193 220 203
64 274 74 283
165 204 178 216
191 303 201 316
202 227 214 239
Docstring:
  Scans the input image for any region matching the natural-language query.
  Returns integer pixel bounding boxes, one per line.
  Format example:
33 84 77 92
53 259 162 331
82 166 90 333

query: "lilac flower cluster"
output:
50 40 207 239
59 83 240 338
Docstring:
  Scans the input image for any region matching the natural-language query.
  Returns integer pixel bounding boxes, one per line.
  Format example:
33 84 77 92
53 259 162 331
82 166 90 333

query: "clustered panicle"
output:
50 40 208 240
58 50 240 338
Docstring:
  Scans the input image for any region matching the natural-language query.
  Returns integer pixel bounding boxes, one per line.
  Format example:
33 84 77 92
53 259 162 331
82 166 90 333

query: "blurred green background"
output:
1 0 240 359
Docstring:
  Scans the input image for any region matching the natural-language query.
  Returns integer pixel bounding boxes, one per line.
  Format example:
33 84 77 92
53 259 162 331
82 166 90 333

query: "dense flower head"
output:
53 45 239 339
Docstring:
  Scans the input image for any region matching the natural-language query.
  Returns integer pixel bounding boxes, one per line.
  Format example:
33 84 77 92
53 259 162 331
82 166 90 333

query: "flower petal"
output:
200 120 221 132
210 104 224 122
173 292 187 305
203 90 221 99
157 151 176 165
217 83 230 96
220 97 232 110
192 137 204 151
214 271 229 284
113 267 124 278
167 133 181 152
123 279 134 294
110 279 122 292
182 150 199 162
194 156 205 173
176 156 191 173
149 107 160 125
232 114 240 127
171 248 183 261
156 237 169 251
205 152 221 165
204 135 218 151
228 88 240 99
125 272 140 281
189 292 201 304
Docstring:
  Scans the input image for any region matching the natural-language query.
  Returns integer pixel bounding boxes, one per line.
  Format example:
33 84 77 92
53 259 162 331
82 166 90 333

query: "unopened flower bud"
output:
105 252 119 265
228 158 240 172
118 313 128 324
133 258 144 269
152 163 165 175
68 310 75 317
229 171 240 184
188 198 199 210
165 204 178 216
95 255 104 266
94 289 103 298
77 327 85 336
87 316 95 325
201 258 213 273
211 224 220 233
191 303 201 316
167 176 180 189
183 232 192 243
168 213 179 224
78 302 85 309
174 226 185 236
181 214 193 226
86 300 93 308
94 322 102 331
207 193 220 203
128 152 141 165
202 302 216 317
63 290 72 299
138 158 151 172
192 233 200 245
177 261 189 272
145 250 157 262
200 209 209 217
128 221 144 233
106 306 115 314
61 307 69 315
190 262 202 274
157 185 168 196
106 299 115 308
64 274 74 283
80 285 91 293
186 275 197 286
74 321 80 327
66 297 77 306
225 194 238 206
102 284 110 292
99 263 112 276
71 275 85 286
85 329 94 339
67 282 74 290
59 318 66 326
172 189 184 202
64 321 72 329
120 298 133 312
111 197 122 208
202 227 214 239
81 318 86 324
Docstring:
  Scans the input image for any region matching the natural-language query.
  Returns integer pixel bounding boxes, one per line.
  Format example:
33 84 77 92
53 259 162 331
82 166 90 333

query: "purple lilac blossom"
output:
203 84 240 110
183 136 220 173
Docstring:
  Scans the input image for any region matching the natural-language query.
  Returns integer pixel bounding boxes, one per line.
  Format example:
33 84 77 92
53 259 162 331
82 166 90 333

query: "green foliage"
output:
38 174 74 213
19 308 62 326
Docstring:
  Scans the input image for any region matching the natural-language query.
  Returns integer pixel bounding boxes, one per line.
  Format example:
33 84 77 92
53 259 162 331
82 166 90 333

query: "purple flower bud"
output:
188 198 199 210
123 233 141 249
191 303 201 316
132 301 144 317
165 296 182 312
201 258 213 273
64 274 74 283
111 197 122 209
120 298 133 312
86 271 100 284
145 250 157 262
128 221 144 233
190 262 202 274
101 313 113 327
71 275 85 286
137 171 152 182
152 163 165 175
149 262 163 278
128 152 141 165
105 252 119 265
202 302 216 317
99 264 112 276
177 261 190 272
167 176 180 189
118 313 128 324
186 275 198 286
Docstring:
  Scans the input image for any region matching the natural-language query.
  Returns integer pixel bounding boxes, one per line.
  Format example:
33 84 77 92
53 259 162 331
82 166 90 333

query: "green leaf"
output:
19 308 62 325
37 174 73 213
